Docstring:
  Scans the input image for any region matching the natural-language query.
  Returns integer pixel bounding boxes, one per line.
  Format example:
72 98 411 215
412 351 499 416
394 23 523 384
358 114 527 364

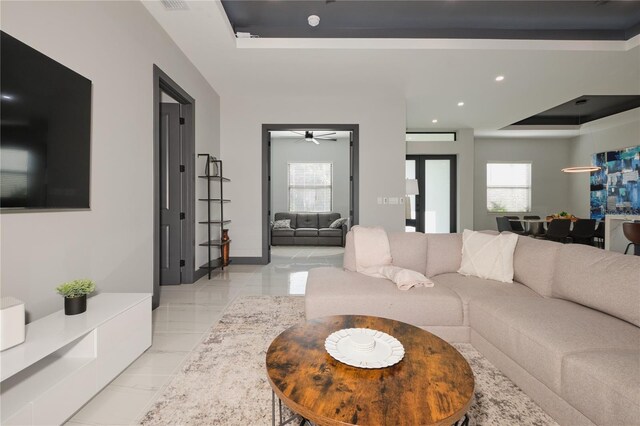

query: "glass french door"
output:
406 155 457 233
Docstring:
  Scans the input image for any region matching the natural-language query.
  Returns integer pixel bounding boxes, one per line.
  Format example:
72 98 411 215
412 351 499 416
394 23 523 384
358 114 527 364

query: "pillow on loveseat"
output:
458 229 519 283
329 218 348 229
273 219 291 229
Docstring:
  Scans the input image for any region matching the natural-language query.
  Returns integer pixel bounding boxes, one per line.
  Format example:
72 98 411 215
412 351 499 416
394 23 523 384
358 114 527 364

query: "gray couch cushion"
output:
274 212 297 229
305 267 463 326
561 350 640 426
552 244 640 326
318 228 342 237
296 213 318 229
295 228 318 237
388 232 428 274
432 272 540 325
272 228 294 237
425 233 463 277
318 213 340 229
513 236 561 297
469 296 640 394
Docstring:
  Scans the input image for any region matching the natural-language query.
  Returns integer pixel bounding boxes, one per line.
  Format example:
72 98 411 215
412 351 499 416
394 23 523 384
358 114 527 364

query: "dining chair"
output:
504 215 527 235
622 221 640 255
544 219 572 244
496 216 513 233
569 219 596 246
593 221 605 249
523 215 545 237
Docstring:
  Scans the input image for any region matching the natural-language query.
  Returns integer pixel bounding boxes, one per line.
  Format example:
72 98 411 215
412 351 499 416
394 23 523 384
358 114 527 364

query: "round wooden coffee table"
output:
266 315 475 426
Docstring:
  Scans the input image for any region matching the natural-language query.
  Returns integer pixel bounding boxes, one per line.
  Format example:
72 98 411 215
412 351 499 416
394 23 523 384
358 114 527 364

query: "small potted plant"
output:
56 279 96 315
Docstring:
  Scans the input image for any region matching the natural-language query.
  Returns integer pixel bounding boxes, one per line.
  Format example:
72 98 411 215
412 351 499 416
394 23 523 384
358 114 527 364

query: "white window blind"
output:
486 163 531 213
288 162 332 212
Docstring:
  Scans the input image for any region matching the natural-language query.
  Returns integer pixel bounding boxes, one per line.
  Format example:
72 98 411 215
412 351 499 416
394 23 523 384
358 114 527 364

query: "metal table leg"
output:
271 390 310 426
455 413 470 426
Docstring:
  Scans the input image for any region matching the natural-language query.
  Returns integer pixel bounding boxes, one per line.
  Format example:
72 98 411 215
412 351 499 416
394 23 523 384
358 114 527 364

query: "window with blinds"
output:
486 163 531 213
288 162 332 212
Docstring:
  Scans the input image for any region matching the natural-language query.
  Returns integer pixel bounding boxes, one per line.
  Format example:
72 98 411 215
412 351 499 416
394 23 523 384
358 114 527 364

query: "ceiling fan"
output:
293 131 337 145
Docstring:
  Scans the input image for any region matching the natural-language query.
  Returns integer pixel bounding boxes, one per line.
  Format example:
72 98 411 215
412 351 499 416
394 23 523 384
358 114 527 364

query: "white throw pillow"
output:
272 219 291 229
458 229 519 283
329 217 348 229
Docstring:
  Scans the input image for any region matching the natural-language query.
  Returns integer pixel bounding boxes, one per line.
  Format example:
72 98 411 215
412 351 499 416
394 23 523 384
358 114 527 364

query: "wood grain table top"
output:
266 315 475 426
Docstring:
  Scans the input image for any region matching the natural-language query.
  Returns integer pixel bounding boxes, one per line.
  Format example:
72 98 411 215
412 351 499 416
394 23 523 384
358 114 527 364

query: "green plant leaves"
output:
56 279 96 298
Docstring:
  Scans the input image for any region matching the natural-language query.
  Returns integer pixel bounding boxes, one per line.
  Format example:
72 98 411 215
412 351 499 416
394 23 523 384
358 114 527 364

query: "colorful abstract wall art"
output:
590 145 640 220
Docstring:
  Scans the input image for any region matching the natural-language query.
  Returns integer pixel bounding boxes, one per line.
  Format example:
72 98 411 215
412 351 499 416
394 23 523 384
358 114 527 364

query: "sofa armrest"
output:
341 222 349 247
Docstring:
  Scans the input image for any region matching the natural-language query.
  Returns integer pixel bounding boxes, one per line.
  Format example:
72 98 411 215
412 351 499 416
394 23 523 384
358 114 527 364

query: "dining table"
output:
508 218 547 236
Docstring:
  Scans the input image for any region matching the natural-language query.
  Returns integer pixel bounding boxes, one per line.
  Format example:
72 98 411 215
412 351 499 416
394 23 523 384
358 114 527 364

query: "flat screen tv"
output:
1 31 91 210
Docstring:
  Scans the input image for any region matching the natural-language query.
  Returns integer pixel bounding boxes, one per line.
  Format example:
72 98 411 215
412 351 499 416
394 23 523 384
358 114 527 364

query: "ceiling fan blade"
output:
315 137 337 141
313 132 336 138
312 138 320 145
293 138 305 143
291 131 305 136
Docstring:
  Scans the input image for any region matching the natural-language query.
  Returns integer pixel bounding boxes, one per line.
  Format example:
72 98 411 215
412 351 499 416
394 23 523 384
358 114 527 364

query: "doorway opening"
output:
152 65 196 309
261 124 359 264
406 155 457 233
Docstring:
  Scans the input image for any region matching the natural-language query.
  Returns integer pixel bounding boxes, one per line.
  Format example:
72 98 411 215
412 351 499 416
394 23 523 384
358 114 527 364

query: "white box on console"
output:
1 297 26 351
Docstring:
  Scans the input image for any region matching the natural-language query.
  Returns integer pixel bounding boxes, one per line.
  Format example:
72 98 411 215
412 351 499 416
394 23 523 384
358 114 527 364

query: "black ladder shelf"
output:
197 154 231 278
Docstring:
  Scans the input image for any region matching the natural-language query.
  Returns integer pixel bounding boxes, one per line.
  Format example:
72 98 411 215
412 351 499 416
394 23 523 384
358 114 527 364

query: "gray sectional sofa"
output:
305 231 640 426
271 212 347 246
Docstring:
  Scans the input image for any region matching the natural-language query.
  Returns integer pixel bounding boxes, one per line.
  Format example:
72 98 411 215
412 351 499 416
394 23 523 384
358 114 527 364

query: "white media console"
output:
0 293 152 425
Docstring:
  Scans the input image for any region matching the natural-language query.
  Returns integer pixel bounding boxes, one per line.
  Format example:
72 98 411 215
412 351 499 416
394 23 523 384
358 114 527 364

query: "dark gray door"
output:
267 131 271 263
160 103 182 285
405 155 457 233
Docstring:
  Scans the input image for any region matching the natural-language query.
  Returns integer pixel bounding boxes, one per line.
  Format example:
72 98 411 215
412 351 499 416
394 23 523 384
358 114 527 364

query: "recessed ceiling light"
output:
308 15 320 27
432 119 438 123
1 94 13 100
495 75 505 82
457 102 464 107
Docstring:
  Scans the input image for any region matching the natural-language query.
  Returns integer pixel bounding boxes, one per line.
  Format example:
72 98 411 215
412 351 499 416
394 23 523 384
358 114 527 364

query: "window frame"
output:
405 132 457 142
287 161 333 213
486 161 532 213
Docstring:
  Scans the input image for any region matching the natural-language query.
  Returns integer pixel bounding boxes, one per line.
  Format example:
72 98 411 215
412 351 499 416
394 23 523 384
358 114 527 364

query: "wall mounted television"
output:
1 31 92 211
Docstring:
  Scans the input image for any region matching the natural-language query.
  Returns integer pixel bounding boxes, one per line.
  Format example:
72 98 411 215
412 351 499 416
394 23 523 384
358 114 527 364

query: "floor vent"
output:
161 0 189 11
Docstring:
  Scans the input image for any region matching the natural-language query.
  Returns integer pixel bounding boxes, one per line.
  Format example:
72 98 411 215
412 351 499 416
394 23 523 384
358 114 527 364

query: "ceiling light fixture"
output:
495 75 505 82
561 166 601 173
304 131 320 144
432 119 438 123
308 15 320 27
1 94 13 101
457 102 464 107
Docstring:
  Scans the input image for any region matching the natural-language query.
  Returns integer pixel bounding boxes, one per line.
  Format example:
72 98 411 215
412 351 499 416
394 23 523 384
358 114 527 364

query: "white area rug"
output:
141 296 557 425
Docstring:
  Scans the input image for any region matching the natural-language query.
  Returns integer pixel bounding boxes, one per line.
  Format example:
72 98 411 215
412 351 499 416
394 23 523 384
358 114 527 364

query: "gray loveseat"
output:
271 212 347 246
305 231 640 426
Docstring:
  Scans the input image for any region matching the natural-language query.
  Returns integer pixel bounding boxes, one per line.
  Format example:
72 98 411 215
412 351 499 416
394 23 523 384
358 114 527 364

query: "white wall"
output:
221 94 406 258
271 136 350 220
473 138 572 230
406 129 475 231
567 109 640 218
0 1 220 321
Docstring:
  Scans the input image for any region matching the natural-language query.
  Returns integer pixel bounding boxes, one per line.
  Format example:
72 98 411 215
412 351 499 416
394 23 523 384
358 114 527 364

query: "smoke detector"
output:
308 15 320 27
161 0 189 11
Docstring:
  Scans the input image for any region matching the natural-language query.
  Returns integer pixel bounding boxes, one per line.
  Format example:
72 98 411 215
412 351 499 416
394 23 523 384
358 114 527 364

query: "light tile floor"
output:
66 246 343 425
